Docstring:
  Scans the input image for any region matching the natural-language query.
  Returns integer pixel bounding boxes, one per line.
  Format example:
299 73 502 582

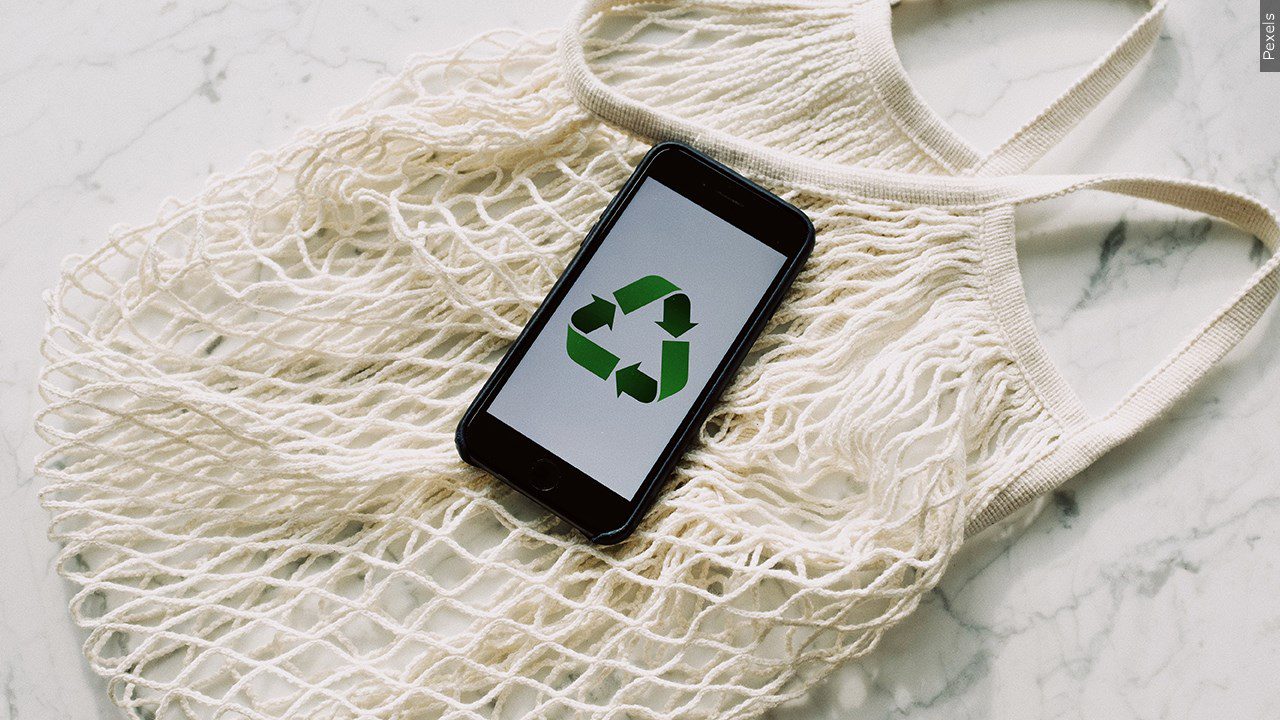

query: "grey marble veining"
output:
1 1 1277 718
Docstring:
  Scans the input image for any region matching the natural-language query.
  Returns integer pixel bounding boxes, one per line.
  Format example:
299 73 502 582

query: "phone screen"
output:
486 177 787 500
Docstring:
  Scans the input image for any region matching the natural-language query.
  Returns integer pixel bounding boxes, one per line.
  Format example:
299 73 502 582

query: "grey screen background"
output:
487 178 786 500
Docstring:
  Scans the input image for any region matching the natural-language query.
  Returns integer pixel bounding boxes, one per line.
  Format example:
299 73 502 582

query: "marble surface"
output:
1 1 1277 718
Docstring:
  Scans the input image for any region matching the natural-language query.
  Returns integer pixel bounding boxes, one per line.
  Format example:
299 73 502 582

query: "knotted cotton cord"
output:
38 21 1064 720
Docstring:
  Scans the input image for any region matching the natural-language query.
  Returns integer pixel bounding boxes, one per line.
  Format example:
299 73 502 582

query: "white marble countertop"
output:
2 1 1277 718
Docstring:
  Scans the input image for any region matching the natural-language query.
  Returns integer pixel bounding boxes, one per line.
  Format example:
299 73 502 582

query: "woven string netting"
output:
36 27 1063 720
575 0 956 173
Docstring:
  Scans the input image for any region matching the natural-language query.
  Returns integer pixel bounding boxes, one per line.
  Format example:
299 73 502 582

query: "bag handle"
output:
969 174 1280 532
970 0 1169 175
1032 175 1279 435
564 0 1168 177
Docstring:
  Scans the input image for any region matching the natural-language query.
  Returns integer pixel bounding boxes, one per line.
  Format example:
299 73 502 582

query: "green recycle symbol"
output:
565 274 697 403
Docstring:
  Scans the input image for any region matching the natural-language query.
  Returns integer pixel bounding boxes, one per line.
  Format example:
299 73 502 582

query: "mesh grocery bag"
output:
38 2 1239 718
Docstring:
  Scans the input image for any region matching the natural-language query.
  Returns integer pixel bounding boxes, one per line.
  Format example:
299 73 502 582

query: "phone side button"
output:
529 459 560 492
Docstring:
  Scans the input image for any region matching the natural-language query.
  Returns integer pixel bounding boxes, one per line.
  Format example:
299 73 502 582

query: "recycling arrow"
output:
656 293 696 338
659 339 689 400
565 274 697 404
571 294 615 333
566 326 619 379
615 363 657 402
614 275 680 314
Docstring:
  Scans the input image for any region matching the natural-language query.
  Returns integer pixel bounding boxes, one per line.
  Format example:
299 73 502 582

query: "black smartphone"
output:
455 142 814 544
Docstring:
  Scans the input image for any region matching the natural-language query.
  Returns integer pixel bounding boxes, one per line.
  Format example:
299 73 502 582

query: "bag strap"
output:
970 0 1169 175
564 0 1168 177
969 174 1280 532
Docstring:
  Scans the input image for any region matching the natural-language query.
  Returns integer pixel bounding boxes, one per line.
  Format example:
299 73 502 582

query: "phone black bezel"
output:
455 141 814 544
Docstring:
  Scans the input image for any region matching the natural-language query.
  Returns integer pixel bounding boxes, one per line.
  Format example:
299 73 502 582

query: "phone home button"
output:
529 459 560 492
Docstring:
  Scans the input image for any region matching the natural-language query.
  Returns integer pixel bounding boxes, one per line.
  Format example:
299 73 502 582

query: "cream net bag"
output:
38 1 1278 719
